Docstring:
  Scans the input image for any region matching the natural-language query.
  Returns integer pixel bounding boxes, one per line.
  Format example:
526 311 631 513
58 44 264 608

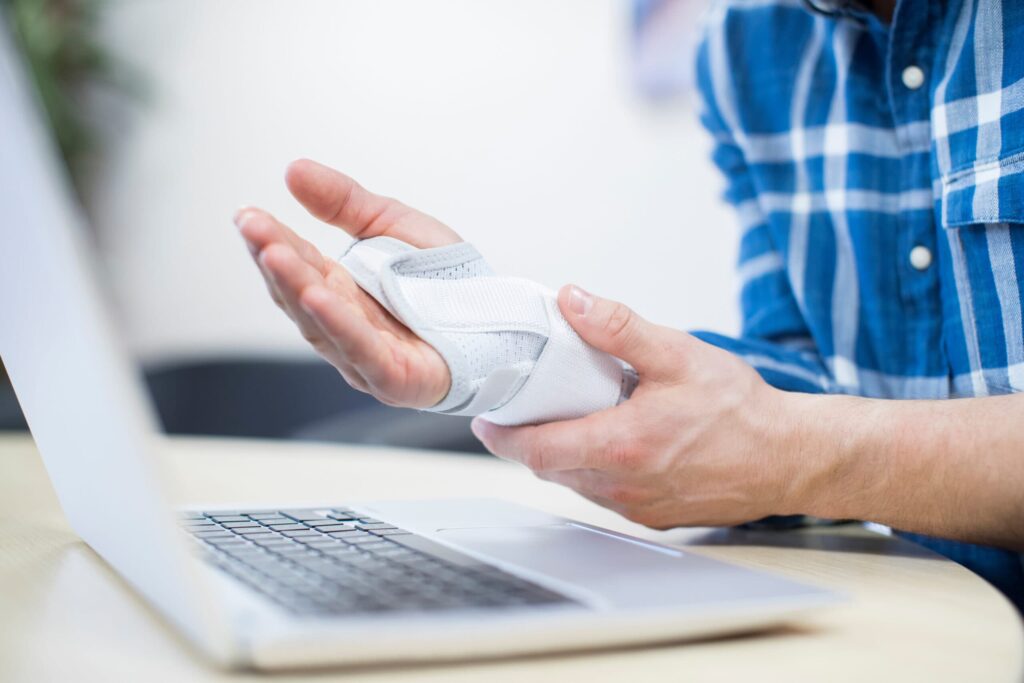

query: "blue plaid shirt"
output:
693 0 1024 608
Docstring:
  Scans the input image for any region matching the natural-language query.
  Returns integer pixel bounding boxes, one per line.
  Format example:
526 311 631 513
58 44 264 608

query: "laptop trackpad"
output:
436 523 784 609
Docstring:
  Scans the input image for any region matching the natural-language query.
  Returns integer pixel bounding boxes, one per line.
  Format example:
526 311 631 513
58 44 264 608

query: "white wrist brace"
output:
338 237 637 426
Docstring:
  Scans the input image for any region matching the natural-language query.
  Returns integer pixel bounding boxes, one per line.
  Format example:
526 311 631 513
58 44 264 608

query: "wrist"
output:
770 390 877 519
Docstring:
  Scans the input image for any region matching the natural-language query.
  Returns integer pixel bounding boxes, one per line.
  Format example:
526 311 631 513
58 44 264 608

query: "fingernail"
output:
234 207 255 230
470 418 489 441
567 286 593 316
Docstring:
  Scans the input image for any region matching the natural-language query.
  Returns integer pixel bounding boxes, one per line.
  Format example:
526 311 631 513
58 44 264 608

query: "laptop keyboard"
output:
181 508 574 616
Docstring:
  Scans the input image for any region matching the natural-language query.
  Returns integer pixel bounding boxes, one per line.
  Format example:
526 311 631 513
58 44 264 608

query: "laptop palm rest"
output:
435 524 819 610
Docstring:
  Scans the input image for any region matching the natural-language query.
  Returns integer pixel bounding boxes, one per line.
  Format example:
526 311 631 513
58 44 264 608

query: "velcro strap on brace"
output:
339 237 636 426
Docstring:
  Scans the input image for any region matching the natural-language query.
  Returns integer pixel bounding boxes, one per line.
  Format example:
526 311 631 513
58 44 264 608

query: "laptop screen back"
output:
0 18 227 657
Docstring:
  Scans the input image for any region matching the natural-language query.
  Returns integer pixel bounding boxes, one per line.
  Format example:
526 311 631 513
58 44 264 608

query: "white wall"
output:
89 0 737 363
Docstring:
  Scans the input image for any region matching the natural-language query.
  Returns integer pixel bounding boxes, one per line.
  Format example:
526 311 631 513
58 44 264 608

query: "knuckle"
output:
602 302 636 341
605 483 643 506
337 371 369 394
348 381 370 395
263 283 285 308
300 329 328 352
619 505 647 524
373 387 413 408
531 468 553 482
261 244 288 270
522 446 548 472
603 439 638 469
623 507 660 528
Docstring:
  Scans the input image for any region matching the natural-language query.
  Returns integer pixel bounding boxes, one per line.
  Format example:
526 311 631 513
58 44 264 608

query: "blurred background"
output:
0 0 735 453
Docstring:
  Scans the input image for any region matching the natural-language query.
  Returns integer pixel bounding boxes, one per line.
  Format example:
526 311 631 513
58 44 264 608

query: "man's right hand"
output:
235 159 458 408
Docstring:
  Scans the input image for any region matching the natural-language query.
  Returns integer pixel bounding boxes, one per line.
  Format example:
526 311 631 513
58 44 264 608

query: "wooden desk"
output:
0 433 1021 681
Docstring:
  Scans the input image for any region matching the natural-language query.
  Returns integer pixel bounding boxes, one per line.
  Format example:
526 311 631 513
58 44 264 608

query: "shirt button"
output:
909 245 933 270
902 65 925 90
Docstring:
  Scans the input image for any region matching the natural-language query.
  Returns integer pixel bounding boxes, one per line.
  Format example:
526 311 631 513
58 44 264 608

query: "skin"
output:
236 160 455 409
241 160 1024 552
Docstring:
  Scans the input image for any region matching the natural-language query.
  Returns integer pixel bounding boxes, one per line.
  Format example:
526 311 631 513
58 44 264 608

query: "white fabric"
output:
338 237 635 426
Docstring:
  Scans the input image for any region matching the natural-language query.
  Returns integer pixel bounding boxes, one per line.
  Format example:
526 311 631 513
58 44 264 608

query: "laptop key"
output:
194 531 235 539
233 527 277 536
276 544 316 554
295 538 340 548
304 519 346 527
282 510 328 521
317 545 362 556
299 540 342 552
341 536 383 545
325 530 370 539
213 540 253 550
250 537 296 547
355 541 394 551
253 517 292 525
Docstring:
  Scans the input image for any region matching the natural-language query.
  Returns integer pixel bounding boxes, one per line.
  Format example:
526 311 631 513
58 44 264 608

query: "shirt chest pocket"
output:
939 155 1024 395
941 152 1024 228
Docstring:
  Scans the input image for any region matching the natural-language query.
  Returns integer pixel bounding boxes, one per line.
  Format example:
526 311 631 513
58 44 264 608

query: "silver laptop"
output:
0 19 839 669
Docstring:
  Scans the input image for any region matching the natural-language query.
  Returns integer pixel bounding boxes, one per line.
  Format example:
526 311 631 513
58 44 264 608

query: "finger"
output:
544 474 620 507
255 257 287 311
470 410 624 473
542 468 653 508
236 210 383 396
538 468 607 493
284 158 461 248
557 284 690 381
274 277 373 393
262 247 383 394
532 471 626 518
303 279 450 407
298 285 392 385
235 207 328 275
258 243 335 348
328 356 373 395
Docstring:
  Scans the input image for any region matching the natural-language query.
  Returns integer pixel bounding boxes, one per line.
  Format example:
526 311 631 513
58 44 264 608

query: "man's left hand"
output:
471 285 814 529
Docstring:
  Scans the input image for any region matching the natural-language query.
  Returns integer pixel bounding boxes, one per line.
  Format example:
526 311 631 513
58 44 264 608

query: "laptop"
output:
0 19 839 669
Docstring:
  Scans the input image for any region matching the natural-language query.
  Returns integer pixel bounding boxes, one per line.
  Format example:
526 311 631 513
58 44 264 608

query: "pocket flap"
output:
941 152 1024 227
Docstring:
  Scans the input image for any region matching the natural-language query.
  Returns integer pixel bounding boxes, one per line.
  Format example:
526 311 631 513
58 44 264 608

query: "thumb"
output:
557 284 685 381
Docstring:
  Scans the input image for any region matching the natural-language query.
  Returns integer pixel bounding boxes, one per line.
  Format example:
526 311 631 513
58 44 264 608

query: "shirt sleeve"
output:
691 25 833 395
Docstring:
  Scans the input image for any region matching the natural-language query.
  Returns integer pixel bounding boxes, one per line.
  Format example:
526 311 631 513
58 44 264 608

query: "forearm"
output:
782 392 1024 550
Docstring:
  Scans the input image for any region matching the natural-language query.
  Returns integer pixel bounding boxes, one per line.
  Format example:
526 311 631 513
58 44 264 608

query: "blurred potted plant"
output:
1 0 136 427
6 0 137 186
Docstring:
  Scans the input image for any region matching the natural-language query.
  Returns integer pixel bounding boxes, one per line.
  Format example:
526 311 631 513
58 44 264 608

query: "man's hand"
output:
472 285 1024 548
471 285 811 529
236 159 460 408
